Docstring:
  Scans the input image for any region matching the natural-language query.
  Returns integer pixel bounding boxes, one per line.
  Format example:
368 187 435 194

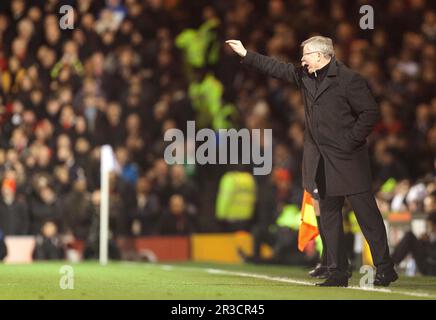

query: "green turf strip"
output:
0 261 435 300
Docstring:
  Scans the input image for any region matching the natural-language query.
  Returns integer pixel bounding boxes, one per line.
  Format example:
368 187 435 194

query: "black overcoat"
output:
242 51 380 196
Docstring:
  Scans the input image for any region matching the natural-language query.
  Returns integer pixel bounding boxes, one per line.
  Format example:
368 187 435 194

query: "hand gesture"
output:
225 40 247 57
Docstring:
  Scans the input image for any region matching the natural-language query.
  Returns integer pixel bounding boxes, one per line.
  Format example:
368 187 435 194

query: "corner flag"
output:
298 190 319 252
99 145 119 266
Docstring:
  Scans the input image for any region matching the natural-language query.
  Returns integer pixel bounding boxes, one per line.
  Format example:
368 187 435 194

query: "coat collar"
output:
302 56 338 101
314 56 338 100
325 56 338 76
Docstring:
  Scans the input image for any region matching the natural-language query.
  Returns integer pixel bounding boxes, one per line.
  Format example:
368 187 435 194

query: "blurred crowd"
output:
0 0 435 259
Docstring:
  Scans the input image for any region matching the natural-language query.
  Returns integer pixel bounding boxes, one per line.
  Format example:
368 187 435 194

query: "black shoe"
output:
374 269 398 287
309 264 329 279
316 271 348 287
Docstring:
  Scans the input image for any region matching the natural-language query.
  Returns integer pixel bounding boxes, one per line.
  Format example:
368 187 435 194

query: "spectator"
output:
29 181 61 235
32 221 64 260
131 176 160 236
61 177 92 241
391 211 436 276
83 189 121 260
115 146 139 186
157 194 196 235
0 177 29 235
164 164 197 213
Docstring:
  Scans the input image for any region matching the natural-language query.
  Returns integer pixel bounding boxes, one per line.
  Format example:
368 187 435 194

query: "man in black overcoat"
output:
226 36 398 287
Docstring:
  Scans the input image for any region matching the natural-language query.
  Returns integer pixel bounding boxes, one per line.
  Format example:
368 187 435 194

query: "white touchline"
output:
155 264 436 299
205 269 434 299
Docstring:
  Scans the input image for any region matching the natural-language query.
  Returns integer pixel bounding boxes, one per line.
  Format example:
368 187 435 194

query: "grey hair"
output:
301 36 335 58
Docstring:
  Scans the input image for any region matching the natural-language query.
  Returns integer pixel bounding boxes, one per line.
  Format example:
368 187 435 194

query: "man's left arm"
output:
344 73 380 150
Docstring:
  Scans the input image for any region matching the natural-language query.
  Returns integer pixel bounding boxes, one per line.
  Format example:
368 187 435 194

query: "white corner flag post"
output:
99 145 118 266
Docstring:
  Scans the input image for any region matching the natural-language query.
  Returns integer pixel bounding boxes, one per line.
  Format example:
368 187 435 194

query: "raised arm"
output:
225 40 300 86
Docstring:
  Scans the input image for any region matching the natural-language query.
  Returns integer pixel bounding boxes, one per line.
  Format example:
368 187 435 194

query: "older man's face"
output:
301 44 321 74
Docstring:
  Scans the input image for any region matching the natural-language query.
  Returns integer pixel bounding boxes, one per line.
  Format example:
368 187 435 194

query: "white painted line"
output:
157 264 436 299
161 265 174 271
205 268 313 286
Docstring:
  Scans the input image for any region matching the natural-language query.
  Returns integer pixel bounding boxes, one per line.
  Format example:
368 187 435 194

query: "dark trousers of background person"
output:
0 231 6 261
250 225 309 265
315 157 393 273
32 237 65 260
392 231 436 276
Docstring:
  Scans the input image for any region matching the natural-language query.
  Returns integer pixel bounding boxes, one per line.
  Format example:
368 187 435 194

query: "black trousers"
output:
315 157 393 273
315 215 330 266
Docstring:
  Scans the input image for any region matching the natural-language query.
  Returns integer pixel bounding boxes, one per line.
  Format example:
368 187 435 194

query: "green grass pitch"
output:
0 261 435 300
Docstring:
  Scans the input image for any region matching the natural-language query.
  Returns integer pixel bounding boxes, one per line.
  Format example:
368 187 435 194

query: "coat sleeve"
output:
344 73 380 148
241 51 300 87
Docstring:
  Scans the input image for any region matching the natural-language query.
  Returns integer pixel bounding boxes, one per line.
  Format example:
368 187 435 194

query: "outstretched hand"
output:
225 40 247 57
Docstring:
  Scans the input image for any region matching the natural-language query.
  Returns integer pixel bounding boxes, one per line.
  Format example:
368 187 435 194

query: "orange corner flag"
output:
298 190 319 252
